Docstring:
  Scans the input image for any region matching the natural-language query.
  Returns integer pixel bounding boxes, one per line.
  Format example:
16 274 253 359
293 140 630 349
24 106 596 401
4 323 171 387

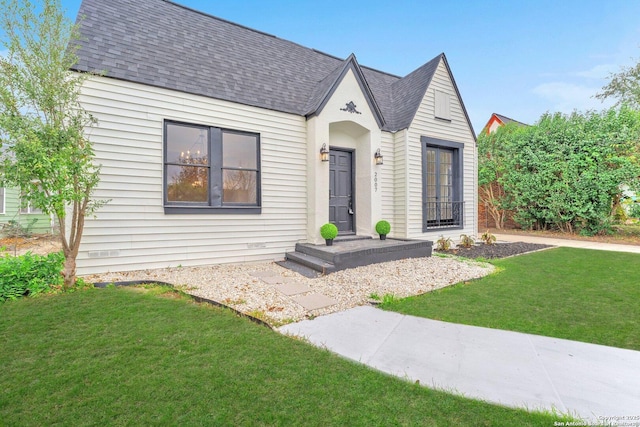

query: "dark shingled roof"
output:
494 114 528 127
72 0 472 133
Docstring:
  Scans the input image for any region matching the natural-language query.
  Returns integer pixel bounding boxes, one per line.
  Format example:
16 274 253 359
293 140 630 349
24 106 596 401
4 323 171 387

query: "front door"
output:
329 149 354 234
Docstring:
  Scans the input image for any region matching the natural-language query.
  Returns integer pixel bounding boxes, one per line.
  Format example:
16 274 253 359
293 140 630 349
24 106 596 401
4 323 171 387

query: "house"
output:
0 187 52 236
71 0 477 274
482 113 527 134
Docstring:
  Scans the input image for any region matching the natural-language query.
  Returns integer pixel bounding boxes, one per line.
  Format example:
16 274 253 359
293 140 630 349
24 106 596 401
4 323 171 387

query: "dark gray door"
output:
329 149 354 234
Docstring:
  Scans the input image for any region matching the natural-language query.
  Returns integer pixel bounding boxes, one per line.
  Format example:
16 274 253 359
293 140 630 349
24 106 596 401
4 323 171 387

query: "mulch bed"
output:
435 242 553 259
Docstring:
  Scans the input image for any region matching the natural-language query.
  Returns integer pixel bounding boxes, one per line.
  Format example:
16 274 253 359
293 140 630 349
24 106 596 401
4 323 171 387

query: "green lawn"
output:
383 247 640 350
0 287 570 426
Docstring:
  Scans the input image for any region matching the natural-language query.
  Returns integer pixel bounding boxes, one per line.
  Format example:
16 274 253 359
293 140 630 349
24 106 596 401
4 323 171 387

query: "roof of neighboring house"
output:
71 0 475 134
492 113 528 127
481 113 528 135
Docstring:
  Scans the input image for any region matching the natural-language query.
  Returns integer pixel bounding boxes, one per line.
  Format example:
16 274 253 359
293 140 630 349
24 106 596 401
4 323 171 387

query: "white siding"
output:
392 130 409 238
78 76 307 274
380 131 395 228
405 60 477 242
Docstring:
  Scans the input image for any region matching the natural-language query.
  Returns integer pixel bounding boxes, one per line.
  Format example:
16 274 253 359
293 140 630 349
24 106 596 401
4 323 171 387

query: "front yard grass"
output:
0 286 570 426
383 247 640 350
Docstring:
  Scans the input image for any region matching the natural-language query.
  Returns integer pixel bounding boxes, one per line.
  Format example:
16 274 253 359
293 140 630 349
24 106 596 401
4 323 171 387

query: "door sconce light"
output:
374 148 383 165
320 143 329 162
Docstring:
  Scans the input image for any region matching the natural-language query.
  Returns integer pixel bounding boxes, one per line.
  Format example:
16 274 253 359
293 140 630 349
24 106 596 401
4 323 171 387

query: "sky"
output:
56 0 640 134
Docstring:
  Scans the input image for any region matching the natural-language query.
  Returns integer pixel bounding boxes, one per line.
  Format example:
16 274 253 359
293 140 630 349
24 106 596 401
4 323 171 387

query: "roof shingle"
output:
72 0 459 132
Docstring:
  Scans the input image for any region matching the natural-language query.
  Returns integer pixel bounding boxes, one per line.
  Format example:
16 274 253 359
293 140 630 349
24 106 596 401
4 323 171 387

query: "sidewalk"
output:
280 306 640 423
494 232 640 254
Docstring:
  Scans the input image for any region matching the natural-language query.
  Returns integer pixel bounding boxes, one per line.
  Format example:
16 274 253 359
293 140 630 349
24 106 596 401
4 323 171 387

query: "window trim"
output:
421 136 464 231
19 193 43 215
163 120 261 215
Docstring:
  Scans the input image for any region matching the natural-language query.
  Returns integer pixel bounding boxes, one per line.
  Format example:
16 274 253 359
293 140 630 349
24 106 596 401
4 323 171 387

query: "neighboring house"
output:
71 0 477 274
482 113 528 134
0 187 52 235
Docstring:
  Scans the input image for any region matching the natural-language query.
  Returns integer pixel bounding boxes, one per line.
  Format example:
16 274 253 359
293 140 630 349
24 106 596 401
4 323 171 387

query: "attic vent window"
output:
434 90 451 121
340 101 362 115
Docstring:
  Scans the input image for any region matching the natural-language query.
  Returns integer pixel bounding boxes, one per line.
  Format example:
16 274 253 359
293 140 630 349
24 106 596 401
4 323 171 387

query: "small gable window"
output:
434 90 451 121
164 120 261 214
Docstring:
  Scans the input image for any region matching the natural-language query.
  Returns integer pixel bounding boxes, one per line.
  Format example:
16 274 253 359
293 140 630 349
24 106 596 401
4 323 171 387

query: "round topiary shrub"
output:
375 220 391 236
320 223 338 240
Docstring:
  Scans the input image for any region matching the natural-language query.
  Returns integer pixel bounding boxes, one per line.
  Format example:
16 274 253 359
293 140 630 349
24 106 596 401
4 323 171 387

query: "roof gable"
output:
72 0 466 133
482 113 529 134
305 54 385 129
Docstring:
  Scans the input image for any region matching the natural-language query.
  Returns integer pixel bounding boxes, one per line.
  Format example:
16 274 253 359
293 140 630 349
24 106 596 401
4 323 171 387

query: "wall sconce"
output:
320 143 329 162
374 148 383 165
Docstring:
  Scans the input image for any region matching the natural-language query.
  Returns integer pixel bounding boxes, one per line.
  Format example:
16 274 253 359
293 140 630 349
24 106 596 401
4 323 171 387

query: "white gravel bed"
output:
83 256 494 325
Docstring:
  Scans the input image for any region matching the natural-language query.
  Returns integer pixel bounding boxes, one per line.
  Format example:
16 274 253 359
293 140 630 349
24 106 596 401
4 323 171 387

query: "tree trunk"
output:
480 184 506 229
62 252 76 289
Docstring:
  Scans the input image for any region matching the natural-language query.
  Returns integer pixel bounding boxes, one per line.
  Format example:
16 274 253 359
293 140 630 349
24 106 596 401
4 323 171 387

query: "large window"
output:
164 121 261 214
422 137 463 230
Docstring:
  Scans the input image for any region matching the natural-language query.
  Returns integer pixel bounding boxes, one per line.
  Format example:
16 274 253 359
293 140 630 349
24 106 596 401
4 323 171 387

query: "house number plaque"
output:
374 172 378 192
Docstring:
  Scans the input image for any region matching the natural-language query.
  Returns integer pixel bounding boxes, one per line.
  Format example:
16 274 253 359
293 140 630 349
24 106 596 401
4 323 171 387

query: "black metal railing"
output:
424 201 464 229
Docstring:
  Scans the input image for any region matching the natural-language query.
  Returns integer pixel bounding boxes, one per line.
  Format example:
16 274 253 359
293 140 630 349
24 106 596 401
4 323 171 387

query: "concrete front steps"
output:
284 236 433 275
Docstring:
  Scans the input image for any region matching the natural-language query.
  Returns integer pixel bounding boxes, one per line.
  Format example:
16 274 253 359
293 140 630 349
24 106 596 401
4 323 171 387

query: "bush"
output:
629 203 640 219
375 220 391 235
492 108 640 235
0 251 64 301
320 223 338 240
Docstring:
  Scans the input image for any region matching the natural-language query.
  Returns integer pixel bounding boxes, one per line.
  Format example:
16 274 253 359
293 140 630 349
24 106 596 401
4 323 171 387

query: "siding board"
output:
78 76 307 274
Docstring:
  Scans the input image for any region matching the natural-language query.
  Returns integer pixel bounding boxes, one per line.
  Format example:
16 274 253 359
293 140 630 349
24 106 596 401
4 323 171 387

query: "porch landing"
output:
283 236 433 275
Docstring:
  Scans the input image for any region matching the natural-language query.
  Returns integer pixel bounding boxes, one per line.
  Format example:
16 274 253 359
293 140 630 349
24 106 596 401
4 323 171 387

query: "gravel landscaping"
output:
85 257 493 326
84 242 551 326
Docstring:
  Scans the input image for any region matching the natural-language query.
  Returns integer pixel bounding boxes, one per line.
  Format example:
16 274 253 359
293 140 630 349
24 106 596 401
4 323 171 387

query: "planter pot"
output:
325 239 333 246
380 234 387 240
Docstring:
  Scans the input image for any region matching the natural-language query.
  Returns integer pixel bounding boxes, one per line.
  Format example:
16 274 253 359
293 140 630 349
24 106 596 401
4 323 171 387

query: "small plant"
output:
480 230 497 245
381 293 400 305
459 234 475 248
0 251 65 301
320 223 338 245
368 292 381 301
375 220 391 240
435 235 453 251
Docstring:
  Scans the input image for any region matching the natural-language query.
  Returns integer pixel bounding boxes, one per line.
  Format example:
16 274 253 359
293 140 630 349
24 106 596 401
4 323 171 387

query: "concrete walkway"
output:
495 232 640 254
280 306 640 422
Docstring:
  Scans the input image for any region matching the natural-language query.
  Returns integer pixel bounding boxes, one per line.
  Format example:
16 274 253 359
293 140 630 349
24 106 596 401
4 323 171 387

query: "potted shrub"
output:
375 220 391 240
320 223 338 246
